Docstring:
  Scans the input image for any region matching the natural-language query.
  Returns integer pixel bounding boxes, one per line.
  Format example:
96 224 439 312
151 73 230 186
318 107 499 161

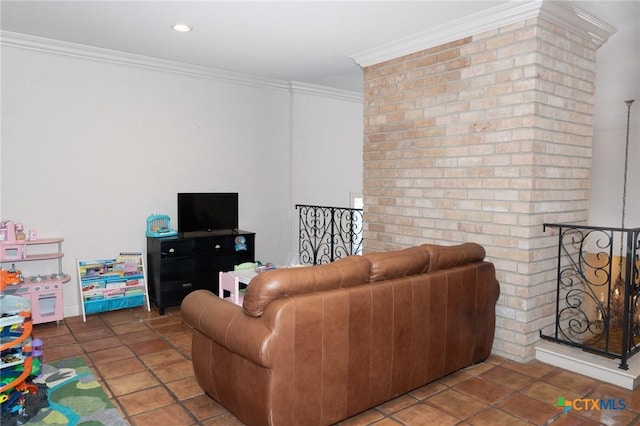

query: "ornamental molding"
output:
289 81 363 102
0 31 361 102
350 0 616 68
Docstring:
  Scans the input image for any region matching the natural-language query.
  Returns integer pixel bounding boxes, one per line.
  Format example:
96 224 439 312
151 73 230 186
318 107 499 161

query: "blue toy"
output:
234 236 247 251
146 214 178 238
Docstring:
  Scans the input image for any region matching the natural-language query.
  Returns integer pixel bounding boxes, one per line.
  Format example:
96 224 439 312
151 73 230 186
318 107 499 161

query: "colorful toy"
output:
146 214 178 238
0 269 22 291
1 293 47 424
234 236 247 251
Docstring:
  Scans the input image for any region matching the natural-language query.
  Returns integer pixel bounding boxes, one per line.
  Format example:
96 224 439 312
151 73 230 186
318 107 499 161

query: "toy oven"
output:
3 280 64 324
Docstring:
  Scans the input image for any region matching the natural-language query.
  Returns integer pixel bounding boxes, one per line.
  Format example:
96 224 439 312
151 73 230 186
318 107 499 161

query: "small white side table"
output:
218 269 257 306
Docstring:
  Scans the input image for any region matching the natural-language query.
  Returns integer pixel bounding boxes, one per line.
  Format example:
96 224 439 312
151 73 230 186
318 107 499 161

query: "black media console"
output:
146 230 255 314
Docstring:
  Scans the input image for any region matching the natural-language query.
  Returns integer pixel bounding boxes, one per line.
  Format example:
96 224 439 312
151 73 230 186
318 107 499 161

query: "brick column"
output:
359 7 613 361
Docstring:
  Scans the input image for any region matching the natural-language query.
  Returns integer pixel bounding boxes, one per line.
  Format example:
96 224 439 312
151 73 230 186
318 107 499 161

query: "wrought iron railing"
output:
295 204 363 265
541 223 640 369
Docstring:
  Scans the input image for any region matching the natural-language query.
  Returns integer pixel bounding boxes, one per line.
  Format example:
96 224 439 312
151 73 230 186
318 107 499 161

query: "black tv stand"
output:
147 230 255 314
180 229 239 238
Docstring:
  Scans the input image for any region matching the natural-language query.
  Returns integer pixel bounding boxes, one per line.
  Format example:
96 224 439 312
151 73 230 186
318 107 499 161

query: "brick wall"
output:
362 17 600 362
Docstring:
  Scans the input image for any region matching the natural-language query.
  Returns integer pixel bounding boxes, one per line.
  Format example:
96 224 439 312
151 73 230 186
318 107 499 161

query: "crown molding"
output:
0 30 291 90
0 30 362 102
538 1 616 46
290 81 363 102
350 0 616 68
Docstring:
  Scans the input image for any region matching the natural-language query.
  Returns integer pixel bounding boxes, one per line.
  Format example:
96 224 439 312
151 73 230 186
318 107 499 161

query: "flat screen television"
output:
177 192 239 235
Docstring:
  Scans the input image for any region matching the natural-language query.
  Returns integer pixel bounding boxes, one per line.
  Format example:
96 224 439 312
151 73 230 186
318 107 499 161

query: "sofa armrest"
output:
181 290 274 367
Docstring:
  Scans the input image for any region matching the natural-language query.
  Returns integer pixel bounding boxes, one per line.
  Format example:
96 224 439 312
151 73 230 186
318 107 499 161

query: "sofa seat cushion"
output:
243 255 371 317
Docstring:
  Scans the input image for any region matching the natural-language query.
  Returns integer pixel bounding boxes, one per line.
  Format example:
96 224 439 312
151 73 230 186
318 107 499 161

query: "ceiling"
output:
1 1 638 127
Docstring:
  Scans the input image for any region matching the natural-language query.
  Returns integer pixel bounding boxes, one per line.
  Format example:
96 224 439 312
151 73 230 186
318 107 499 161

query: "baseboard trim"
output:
535 340 640 390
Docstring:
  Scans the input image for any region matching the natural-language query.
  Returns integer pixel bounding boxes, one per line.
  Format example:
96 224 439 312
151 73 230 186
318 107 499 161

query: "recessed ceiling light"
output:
172 23 192 32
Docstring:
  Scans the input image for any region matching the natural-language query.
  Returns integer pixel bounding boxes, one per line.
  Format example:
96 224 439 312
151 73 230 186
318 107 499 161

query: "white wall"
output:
289 85 364 259
588 10 640 229
291 86 363 207
589 111 640 228
0 37 363 317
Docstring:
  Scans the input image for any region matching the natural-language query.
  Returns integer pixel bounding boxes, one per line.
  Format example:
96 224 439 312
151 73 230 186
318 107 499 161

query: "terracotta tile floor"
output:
33 306 640 425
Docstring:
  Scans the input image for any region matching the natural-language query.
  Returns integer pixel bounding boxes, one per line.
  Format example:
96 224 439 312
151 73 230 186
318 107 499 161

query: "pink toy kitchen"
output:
0 220 68 324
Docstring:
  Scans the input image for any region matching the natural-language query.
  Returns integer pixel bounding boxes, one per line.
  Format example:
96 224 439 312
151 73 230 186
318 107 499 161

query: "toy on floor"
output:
0 294 48 425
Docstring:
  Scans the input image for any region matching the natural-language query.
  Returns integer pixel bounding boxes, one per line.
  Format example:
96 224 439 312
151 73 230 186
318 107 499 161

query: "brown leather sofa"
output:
181 242 500 426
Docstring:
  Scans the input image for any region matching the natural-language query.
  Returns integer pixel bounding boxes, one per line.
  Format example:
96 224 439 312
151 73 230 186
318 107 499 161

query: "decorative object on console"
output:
234 235 247 251
145 214 178 238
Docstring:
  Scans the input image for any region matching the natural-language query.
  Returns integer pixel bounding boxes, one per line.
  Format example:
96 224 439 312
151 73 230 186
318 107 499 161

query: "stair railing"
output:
295 204 363 265
541 223 640 370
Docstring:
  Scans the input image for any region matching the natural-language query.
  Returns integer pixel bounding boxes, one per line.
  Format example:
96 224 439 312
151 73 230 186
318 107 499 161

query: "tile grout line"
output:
136 312 203 425
100 311 201 425
35 307 640 426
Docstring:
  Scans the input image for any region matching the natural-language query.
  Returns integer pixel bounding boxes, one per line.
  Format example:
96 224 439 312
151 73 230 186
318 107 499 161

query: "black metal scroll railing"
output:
541 223 640 370
295 204 363 265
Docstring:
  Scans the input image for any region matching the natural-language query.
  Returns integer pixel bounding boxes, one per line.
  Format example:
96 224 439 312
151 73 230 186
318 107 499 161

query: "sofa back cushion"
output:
243 242 486 317
365 242 485 281
243 255 371 317
422 243 486 272
366 246 430 282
